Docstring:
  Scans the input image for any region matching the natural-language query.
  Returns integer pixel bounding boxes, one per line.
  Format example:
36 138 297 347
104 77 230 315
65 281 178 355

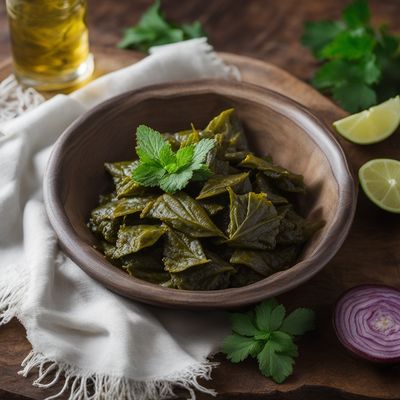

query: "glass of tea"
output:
6 0 94 91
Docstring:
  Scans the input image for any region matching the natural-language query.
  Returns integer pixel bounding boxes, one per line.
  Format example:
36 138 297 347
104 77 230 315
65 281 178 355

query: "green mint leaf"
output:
118 0 206 52
132 163 165 187
269 331 299 357
136 125 166 163
342 0 370 28
222 334 262 363
181 21 206 39
176 145 195 169
301 21 345 58
255 299 279 332
280 308 316 336
257 341 295 384
192 139 216 169
230 311 262 337
159 143 176 168
159 169 193 193
191 165 213 181
320 29 375 60
333 81 377 112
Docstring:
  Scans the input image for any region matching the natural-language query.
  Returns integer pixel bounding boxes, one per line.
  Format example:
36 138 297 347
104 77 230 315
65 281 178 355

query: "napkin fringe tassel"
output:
19 350 218 400
0 75 45 124
0 264 27 325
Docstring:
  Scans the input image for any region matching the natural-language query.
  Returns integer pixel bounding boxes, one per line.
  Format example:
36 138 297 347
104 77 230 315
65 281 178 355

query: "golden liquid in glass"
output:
6 0 93 90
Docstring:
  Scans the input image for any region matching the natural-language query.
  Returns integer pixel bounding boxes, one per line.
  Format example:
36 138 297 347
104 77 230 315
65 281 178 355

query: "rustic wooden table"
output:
1 1 400 399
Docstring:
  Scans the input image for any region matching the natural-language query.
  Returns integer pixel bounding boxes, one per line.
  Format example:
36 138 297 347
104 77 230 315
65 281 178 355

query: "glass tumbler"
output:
6 0 94 90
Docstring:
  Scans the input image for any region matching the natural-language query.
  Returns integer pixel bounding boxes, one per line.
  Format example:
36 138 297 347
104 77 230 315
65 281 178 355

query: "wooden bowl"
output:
44 80 357 309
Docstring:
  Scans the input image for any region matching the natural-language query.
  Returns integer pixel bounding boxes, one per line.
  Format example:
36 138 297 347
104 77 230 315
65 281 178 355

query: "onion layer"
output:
333 284 400 363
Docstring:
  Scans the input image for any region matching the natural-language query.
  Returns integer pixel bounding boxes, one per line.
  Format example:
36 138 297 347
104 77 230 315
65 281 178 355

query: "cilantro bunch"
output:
132 125 215 193
302 0 400 112
222 299 315 383
118 0 206 52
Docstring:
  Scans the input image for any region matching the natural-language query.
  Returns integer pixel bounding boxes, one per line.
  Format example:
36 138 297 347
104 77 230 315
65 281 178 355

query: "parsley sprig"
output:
302 0 400 112
222 299 315 383
132 125 215 193
118 0 206 52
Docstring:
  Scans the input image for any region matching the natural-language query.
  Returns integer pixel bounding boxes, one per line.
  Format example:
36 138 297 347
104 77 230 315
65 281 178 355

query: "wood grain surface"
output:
0 1 400 399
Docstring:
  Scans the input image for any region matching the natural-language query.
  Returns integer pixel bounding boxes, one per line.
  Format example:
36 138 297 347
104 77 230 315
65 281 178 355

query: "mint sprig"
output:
118 0 206 52
302 0 400 112
222 299 315 384
132 125 215 193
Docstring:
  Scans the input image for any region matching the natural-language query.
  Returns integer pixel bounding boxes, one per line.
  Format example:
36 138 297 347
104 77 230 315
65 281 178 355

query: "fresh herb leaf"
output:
132 125 216 193
136 125 166 163
257 341 295 384
333 81 377 112
118 0 206 52
131 163 165 187
231 312 263 337
223 334 263 363
281 308 316 336
302 0 400 112
319 29 375 60
302 21 346 58
342 0 370 28
192 138 217 169
222 299 315 384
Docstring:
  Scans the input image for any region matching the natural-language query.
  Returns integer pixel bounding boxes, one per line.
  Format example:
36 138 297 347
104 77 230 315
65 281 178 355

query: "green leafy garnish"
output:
302 0 400 112
222 299 315 383
132 125 215 193
118 0 206 52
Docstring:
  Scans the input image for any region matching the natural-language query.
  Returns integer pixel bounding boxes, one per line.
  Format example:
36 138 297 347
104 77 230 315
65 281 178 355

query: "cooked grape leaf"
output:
163 228 210 272
198 200 225 216
121 249 170 284
88 218 121 244
240 154 305 193
225 188 281 250
230 265 264 287
105 160 139 183
146 192 226 238
277 208 324 246
112 225 167 258
224 151 252 164
170 251 235 290
230 246 300 276
90 201 118 223
196 172 250 200
116 176 148 198
202 109 248 152
253 173 289 206
113 195 158 218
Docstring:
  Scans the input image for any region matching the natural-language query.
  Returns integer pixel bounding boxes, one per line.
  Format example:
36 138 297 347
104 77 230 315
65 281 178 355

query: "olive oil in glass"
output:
6 0 94 90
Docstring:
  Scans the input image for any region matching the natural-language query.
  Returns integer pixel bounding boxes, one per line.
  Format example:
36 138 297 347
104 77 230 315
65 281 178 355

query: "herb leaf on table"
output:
222 299 315 383
118 0 206 52
302 0 400 112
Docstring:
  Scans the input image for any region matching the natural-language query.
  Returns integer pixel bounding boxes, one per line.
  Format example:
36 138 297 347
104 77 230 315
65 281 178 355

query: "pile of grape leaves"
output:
88 109 324 290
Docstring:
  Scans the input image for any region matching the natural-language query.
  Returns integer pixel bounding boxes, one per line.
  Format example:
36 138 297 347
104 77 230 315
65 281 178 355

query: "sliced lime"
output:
359 159 400 213
333 96 400 144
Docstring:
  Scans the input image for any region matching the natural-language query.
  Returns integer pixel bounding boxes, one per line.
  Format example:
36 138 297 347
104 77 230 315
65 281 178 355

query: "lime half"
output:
359 159 400 213
333 96 400 144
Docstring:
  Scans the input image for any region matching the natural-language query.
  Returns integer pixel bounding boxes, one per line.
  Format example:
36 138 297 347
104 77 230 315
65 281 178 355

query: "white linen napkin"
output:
0 38 239 400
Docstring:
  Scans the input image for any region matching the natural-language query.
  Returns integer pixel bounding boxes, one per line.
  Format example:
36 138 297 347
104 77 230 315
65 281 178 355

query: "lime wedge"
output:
359 159 400 213
333 96 400 144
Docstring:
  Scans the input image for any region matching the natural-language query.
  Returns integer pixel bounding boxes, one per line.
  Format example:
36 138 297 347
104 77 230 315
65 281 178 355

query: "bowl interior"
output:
46 80 355 309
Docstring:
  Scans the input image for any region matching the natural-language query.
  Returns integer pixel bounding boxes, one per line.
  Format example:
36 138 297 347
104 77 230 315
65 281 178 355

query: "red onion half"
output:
333 284 400 363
